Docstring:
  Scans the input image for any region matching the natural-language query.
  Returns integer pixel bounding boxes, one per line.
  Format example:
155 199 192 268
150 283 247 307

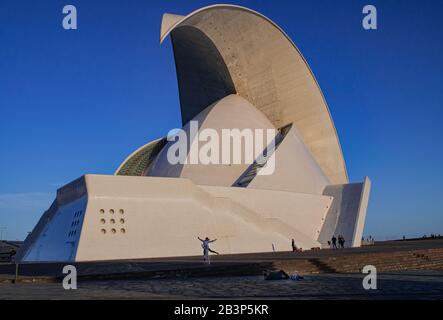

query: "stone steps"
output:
3 244 443 282
273 248 443 274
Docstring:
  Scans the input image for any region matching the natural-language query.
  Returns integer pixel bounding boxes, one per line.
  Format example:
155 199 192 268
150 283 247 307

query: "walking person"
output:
292 239 297 252
331 235 338 249
338 235 345 249
340 235 345 248
198 236 219 264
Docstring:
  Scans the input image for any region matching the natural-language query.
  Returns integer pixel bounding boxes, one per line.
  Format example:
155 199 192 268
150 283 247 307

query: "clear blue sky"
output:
1 0 442 241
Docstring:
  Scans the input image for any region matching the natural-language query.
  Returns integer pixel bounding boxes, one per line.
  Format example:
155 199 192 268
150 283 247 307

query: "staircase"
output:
273 248 443 274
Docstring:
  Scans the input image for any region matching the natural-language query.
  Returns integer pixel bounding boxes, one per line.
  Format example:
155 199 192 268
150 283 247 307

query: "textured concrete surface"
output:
2 240 443 299
1 271 443 300
115 138 167 176
3 240 443 281
162 5 348 184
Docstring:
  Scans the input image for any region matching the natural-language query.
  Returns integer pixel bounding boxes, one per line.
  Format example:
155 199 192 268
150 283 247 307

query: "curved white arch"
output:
160 4 348 184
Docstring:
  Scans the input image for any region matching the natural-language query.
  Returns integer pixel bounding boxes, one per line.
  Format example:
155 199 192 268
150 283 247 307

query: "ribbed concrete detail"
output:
115 138 167 176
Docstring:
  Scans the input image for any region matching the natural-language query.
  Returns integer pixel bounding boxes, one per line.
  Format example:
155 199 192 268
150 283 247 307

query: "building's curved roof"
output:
161 4 348 184
115 138 167 176
148 94 278 187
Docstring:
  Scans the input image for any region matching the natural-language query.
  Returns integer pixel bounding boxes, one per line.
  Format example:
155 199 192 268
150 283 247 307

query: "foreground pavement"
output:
2 239 443 282
1 270 443 300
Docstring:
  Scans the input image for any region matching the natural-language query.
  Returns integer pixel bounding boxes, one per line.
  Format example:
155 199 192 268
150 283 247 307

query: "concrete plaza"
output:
1 271 442 300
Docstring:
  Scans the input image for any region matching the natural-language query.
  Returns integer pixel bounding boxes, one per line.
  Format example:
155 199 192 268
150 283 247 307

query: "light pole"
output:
0 227 7 241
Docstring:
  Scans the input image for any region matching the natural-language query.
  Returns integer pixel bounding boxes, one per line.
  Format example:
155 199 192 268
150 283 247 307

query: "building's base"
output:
16 175 370 262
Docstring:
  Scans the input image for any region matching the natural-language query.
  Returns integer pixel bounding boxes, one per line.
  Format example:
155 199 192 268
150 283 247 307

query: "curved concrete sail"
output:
161 4 348 184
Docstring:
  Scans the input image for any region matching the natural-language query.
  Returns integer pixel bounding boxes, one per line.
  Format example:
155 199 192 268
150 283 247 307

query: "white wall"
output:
318 179 371 248
148 94 277 187
249 126 330 195
202 185 332 241
75 175 313 261
20 174 369 262
22 196 87 262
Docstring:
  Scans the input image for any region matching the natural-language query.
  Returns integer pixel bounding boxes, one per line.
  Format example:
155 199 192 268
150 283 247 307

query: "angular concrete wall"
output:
248 126 331 195
76 175 321 260
202 186 332 242
318 178 371 248
19 175 328 262
21 197 87 262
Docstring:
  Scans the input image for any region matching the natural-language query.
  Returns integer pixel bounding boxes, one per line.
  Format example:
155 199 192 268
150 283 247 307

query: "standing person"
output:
9 249 16 262
198 237 219 264
291 239 297 252
338 235 344 248
331 235 337 249
340 235 345 248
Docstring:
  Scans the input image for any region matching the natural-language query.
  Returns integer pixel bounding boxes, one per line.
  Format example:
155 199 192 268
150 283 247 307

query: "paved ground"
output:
2 239 443 279
1 270 443 300
2 240 442 300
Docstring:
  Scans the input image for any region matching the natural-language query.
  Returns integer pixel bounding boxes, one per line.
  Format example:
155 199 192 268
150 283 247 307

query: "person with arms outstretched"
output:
198 236 219 264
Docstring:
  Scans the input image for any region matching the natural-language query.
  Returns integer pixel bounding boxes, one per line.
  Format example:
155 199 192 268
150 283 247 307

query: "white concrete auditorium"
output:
16 5 371 262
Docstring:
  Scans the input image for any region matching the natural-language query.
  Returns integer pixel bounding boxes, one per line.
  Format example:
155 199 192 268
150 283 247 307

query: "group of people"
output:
422 234 442 239
329 235 346 249
362 235 375 246
198 236 306 281
198 234 350 263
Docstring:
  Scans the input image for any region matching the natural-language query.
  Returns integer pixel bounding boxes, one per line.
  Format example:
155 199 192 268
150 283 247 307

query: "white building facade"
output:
17 5 371 262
